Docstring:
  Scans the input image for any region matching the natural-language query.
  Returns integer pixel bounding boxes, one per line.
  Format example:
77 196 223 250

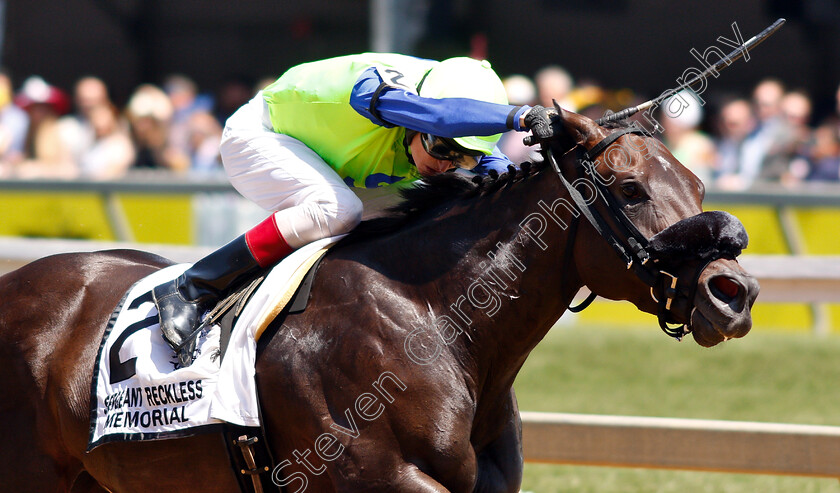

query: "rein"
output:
544 127 699 340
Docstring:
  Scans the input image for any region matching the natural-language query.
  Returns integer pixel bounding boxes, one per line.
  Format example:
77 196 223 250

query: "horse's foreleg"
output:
69 470 109 493
0 369 81 492
472 418 523 493
472 391 524 493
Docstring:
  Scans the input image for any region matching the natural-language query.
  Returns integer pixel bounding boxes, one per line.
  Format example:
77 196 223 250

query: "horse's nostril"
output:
711 276 740 302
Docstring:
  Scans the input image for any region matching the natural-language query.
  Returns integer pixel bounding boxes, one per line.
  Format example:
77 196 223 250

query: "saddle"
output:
216 255 325 493
212 253 324 363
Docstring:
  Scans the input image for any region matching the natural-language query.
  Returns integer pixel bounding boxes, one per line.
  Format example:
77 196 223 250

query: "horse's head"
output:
548 105 759 347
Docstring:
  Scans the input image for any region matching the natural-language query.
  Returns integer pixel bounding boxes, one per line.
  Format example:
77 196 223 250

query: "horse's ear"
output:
545 100 578 152
551 100 609 150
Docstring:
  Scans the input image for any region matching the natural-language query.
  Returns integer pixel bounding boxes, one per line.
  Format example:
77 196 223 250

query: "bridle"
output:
545 126 711 340
534 18 786 339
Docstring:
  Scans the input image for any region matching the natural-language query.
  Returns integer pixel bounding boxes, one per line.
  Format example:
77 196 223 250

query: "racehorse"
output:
0 107 758 492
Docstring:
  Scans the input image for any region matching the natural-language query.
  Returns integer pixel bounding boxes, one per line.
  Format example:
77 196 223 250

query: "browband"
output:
582 126 651 162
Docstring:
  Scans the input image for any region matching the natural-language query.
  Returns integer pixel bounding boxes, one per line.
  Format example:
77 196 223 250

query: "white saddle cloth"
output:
87 236 341 450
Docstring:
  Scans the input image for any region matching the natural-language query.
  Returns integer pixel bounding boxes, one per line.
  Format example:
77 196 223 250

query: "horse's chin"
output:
688 309 727 347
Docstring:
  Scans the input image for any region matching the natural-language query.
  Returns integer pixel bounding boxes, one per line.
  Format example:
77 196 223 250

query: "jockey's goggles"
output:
420 133 483 171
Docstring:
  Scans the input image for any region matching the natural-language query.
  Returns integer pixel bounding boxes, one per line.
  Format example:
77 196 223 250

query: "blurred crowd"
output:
0 71 264 181
1 66 839 191
499 67 840 191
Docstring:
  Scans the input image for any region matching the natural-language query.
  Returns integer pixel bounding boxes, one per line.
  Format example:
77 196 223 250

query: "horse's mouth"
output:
689 308 726 347
689 261 759 347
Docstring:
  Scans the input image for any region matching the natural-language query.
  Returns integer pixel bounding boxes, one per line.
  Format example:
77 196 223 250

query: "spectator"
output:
78 103 135 180
57 76 113 165
254 76 278 95
186 111 223 173
713 98 763 190
770 90 814 186
535 65 575 110
163 74 213 157
751 79 796 183
780 90 812 141
753 78 785 124
498 74 538 164
728 79 803 186
0 70 29 174
803 121 840 182
126 84 188 171
502 74 536 108
214 74 255 126
12 76 76 179
660 90 716 185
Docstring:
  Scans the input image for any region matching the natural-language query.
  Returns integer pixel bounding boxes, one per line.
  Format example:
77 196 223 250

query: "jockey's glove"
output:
523 105 560 145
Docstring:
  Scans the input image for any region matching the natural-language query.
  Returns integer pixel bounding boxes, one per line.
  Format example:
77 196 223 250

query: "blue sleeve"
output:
350 67 530 138
474 146 514 175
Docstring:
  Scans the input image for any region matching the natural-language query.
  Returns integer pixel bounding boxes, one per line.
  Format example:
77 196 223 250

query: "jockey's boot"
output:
153 216 293 366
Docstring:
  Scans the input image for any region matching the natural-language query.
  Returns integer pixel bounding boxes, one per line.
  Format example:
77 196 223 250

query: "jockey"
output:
152 53 554 365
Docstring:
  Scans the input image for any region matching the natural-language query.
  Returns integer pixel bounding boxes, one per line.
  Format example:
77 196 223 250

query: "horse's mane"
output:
598 117 659 148
600 118 640 130
343 115 633 243
345 160 549 242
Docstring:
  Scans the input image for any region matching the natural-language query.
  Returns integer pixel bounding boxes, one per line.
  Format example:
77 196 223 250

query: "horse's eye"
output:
621 183 641 199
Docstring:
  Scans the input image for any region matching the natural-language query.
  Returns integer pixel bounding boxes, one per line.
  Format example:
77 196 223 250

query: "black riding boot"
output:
153 235 262 366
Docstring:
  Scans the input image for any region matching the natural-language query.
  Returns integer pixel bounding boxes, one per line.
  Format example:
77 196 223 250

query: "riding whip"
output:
596 18 786 125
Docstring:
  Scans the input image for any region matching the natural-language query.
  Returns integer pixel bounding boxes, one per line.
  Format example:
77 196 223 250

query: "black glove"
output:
523 105 559 146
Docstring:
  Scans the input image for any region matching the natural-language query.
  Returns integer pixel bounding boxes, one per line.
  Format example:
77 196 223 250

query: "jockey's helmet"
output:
418 57 508 157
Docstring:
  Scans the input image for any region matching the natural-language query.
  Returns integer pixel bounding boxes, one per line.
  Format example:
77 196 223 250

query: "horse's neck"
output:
396 172 582 402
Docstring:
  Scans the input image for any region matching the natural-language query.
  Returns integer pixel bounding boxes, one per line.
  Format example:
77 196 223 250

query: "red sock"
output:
244 215 294 268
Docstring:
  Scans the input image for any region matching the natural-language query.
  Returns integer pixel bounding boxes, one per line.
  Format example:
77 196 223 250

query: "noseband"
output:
546 126 723 340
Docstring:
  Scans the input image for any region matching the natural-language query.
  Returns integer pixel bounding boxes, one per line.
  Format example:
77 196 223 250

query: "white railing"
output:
4 237 840 302
521 411 840 478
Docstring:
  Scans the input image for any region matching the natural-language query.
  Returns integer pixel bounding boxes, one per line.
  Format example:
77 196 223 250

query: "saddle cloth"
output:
87 236 342 451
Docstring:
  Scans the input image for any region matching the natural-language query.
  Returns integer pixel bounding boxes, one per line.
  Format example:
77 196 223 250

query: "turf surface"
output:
513 324 840 492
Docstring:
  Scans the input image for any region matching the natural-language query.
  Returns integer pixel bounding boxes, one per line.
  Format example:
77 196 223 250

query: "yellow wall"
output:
0 193 115 240
793 208 840 255
117 194 194 244
0 192 193 244
576 204 840 333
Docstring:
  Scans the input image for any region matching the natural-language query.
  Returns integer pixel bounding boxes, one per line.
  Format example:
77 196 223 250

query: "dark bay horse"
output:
0 108 758 492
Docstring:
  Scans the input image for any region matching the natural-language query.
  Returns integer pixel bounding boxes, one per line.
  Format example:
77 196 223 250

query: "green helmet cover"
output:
418 57 508 156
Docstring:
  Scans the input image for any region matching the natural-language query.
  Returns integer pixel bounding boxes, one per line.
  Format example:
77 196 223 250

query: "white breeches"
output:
219 94 363 249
